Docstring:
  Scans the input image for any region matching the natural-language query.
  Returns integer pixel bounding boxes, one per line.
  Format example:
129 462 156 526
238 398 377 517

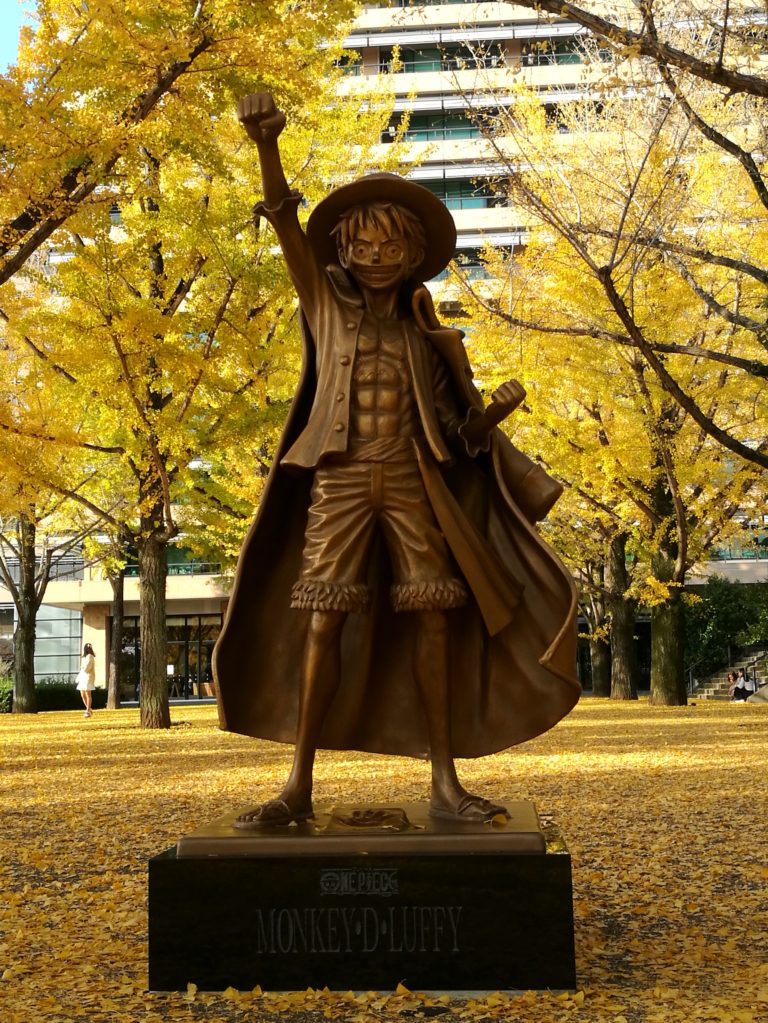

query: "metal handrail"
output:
689 647 767 694
686 645 732 693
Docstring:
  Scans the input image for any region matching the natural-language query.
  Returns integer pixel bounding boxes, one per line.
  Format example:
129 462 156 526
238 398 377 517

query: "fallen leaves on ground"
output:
0 699 766 1022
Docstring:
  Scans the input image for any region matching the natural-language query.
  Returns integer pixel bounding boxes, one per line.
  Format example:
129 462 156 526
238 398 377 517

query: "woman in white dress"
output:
76 643 96 717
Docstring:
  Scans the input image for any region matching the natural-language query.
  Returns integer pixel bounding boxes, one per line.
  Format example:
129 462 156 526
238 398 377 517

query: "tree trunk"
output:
13 610 36 713
586 567 611 696
605 533 639 700
650 555 687 705
138 536 170 728
12 517 37 713
590 637 611 696
106 567 125 710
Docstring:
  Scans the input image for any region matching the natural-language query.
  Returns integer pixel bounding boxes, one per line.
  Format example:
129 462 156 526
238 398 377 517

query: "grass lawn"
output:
1 698 766 1022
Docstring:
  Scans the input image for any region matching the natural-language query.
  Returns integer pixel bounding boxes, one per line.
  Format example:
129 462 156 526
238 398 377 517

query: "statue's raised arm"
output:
237 92 290 208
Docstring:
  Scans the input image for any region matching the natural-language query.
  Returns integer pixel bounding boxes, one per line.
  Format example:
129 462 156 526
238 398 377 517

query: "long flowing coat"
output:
213 267 580 760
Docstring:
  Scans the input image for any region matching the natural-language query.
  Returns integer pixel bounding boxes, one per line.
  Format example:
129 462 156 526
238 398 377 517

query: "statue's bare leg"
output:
415 610 508 822
235 609 346 827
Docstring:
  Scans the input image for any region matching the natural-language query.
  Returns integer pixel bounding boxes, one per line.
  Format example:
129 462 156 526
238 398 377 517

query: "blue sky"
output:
0 1 35 71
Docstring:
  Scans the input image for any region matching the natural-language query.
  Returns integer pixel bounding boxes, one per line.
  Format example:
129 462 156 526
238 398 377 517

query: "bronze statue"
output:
213 93 580 828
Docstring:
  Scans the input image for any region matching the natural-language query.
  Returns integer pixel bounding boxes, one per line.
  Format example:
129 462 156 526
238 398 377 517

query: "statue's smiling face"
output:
341 222 421 292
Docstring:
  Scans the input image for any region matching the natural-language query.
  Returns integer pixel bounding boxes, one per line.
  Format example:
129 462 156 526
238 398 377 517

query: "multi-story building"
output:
339 0 615 296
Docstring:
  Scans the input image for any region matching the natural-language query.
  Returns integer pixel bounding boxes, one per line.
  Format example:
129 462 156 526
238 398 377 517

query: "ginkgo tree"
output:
453 79 765 702
0 0 403 726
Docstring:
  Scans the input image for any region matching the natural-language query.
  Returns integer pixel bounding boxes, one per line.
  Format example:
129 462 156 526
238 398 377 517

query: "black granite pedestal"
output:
148 802 575 992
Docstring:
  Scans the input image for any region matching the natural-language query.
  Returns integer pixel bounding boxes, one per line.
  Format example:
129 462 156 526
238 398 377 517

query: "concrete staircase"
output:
693 645 768 700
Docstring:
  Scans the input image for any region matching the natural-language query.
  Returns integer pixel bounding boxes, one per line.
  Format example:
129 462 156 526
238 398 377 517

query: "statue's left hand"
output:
488 379 526 420
459 379 526 455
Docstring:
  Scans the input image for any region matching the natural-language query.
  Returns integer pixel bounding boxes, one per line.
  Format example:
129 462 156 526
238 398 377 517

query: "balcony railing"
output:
124 562 222 578
1 557 85 583
709 544 768 561
390 0 471 6
403 125 481 140
521 48 612 66
380 55 503 73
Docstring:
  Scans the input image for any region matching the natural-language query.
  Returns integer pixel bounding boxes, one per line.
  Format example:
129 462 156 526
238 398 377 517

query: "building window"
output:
0 607 14 641
381 46 442 73
391 0 476 6
711 532 768 561
115 613 222 699
334 54 362 76
441 44 504 71
422 178 505 210
434 247 494 281
398 112 481 141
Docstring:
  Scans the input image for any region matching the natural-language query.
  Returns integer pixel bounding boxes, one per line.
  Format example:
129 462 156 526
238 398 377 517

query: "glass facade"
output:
0 604 83 679
117 613 222 699
34 606 83 679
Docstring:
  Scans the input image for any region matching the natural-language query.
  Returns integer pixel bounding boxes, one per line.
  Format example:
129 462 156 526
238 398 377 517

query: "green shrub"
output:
34 680 108 712
0 673 109 712
0 677 12 713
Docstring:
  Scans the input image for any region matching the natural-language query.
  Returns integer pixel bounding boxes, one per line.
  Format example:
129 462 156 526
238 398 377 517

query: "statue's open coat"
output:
214 275 580 760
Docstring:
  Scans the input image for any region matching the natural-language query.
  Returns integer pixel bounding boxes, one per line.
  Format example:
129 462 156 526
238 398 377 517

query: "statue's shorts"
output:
290 460 467 613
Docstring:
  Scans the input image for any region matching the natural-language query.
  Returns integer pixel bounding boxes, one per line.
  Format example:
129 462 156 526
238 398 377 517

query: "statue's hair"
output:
331 201 426 255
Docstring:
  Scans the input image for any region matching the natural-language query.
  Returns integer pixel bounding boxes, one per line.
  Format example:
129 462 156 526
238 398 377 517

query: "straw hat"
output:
306 173 457 281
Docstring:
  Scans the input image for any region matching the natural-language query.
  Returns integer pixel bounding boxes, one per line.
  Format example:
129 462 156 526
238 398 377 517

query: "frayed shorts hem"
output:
291 577 467 613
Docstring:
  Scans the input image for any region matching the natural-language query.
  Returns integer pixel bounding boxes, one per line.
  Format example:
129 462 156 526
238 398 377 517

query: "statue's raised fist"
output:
237 92 286 144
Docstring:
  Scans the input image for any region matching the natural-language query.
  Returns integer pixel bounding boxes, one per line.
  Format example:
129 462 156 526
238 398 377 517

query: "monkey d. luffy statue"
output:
213 93 580 828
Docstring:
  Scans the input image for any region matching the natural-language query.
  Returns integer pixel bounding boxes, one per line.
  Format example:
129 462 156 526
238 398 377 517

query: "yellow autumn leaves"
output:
1 698 766 1022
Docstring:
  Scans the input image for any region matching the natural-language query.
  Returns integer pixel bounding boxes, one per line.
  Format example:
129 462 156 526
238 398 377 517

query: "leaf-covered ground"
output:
1 699 766 1023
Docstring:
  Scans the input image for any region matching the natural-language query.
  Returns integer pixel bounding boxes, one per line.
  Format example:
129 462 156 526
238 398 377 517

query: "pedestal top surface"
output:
176 801 547 858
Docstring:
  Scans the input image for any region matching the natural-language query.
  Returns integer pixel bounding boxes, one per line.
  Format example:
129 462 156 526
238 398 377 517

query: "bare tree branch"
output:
657 60 768 212
669 253 768 338
0 308 78 383
162 254 208 318
453 271 768 377
176 276 238 425
503 0 768 97
0 418 124 454
571 225 768 286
